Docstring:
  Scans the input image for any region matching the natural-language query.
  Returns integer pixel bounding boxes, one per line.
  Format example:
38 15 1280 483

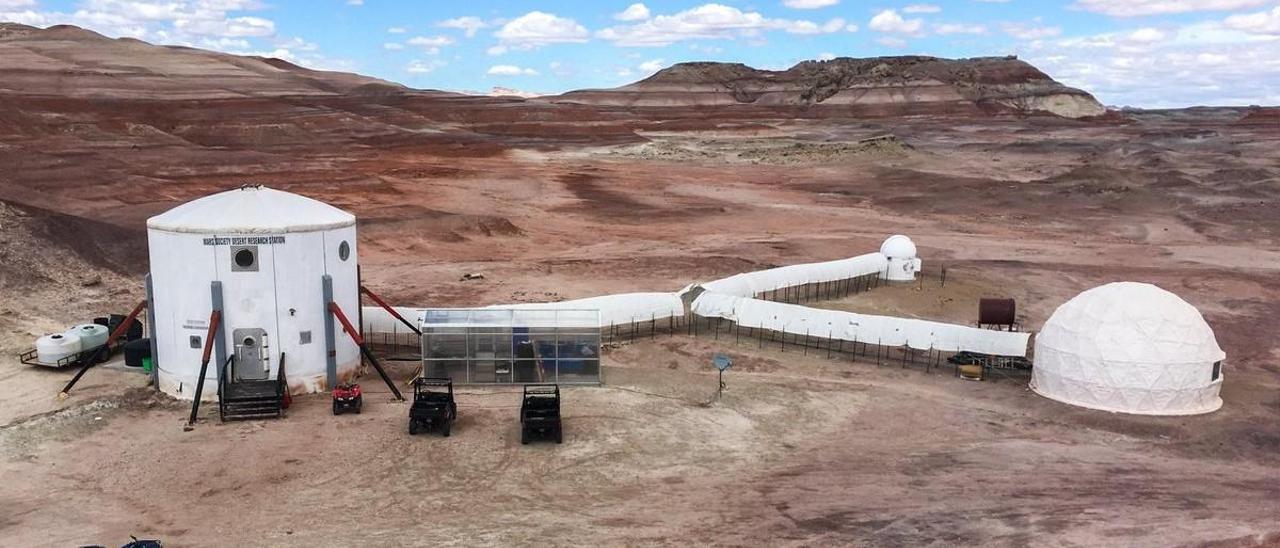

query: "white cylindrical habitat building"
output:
879 235 921 282
147 186 361 400
1030 282 1225 415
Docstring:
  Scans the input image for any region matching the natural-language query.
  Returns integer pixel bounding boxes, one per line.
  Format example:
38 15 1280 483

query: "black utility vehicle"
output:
520 384 562 445
409 378 456 436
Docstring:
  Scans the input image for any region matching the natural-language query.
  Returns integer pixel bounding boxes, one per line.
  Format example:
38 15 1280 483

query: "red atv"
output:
332 383 363 415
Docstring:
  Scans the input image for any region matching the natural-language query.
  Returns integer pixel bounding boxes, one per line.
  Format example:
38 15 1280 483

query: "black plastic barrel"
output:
123 338 151 368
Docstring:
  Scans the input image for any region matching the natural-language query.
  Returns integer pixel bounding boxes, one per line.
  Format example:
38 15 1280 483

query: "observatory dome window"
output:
338 240 350 261
231 246 258 272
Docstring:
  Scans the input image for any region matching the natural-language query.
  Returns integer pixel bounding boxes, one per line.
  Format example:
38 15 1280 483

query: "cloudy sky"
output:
3 0 1279 107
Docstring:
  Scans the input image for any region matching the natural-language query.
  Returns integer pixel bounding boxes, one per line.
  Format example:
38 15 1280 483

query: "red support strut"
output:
329 302 404 401
359 285 421 336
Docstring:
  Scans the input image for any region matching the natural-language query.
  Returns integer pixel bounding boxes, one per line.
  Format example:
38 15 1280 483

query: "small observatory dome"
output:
147 186 361 400
1030 282 1225 415
879 235 920 282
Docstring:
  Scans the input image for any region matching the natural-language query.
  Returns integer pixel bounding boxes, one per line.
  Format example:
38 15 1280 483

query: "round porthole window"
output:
338 241 351 261
234 248 256 268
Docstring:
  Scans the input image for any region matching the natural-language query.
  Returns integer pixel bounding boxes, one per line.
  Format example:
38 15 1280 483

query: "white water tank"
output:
879 235 921 282
146 186 361 400
36 332 82 364
70 323 109 350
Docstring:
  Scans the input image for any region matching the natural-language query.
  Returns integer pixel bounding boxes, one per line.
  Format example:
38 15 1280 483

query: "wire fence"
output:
362 263 1018 380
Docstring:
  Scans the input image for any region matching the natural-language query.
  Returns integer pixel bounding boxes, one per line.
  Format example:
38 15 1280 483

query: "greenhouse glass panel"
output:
419 308 602 385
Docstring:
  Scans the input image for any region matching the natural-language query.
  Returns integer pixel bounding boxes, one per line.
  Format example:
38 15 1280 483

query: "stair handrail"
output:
218 355 233 421
276 352 288 399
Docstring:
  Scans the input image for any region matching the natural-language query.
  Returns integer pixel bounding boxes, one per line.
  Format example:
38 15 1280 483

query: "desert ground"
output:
2 106 1278 547
0 27 1278 546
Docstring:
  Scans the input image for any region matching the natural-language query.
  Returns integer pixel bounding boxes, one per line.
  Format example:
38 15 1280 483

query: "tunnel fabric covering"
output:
360 243 1030 359
362 292 685 333
691 292 1031 357
362 306 426 335
489 293 685 327
702 253 889 297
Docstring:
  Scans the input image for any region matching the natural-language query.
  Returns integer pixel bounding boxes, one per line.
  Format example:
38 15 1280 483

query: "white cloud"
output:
877 36 907 47
406 59 446 73
437 16 487 38
486 44 509 55
1223 5 1280 34
487 64 538 76
615 3 650 21
387 26 407 34
175 16 274 38
1073 0 1273 17
778 17 847 34
599 3 845 46
934 22 987 34
494 11 589 48
1127 27 1169 42
407 35 454 47
845 23 859 32
383 42 404 50
868 10 923 35
638 58 665 71
1025 23 1280 107
1002 22 1062 39
549 60 574 76
2 0 282 41
903 4 942 14
817 51 836 60
783 0 839 8
346 0 363 6
275 36 318 52
0 9 45 25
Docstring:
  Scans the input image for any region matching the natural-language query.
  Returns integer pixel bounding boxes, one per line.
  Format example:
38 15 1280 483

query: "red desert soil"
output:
1 24 1278 547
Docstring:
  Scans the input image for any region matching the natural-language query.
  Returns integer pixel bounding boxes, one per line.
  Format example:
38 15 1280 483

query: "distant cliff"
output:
551 56 1106 119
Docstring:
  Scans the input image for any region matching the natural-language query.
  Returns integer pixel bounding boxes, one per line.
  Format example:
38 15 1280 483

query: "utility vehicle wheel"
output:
332 401 340 415
521 429 529 445
555 427 563 444
441 422 451 437
409 421 419 435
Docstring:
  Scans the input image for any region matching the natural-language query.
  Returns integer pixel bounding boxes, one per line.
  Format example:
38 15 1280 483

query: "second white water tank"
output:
70 323 109 350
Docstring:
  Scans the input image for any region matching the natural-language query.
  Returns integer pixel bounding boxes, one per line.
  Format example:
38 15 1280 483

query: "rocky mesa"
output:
551 56 1107 119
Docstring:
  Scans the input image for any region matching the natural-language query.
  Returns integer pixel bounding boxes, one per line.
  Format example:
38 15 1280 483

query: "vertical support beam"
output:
357 265 365 343
211 281 226 381
145 273 159 388
323 274 337 389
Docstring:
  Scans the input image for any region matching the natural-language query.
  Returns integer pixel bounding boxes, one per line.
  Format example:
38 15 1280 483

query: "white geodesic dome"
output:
1030 282 1225 415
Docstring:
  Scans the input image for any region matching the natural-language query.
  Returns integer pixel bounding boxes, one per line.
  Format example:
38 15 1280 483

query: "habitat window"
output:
421 308 601 385
338 241 350 262
1212 361 1221 381
231 245 258 272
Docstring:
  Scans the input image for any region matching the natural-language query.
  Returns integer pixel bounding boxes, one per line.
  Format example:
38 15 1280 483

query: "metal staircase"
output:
218 353 288 421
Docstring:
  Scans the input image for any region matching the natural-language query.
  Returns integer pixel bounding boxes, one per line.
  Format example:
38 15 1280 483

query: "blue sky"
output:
3 0 1279 107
